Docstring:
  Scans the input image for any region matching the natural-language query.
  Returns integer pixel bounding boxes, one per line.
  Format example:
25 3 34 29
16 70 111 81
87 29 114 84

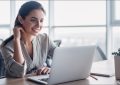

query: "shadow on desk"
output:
57 79 89 85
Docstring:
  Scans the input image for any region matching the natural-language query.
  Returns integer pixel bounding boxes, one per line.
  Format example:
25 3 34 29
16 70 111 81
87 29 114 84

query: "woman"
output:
1 1 56 78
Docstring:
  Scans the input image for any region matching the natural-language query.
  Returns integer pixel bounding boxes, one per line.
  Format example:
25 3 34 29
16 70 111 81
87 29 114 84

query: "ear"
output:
18 15 24 24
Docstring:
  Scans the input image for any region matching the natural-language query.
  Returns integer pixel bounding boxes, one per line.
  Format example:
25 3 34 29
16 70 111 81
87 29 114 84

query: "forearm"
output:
13 39 25 64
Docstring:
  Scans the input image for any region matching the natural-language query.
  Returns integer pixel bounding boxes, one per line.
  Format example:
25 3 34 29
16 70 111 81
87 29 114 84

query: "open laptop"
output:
27 45 96 85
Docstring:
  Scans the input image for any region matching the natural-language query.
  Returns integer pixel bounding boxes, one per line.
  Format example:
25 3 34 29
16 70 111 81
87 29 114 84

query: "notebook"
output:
27 45 96 85
91 58 115 77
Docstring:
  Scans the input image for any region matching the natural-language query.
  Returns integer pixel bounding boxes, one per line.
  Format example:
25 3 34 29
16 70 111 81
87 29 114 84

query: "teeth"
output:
33 29 39 33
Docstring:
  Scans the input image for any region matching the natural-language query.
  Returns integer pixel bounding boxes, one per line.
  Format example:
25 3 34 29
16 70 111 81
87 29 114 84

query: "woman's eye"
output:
40 19 43 23
31 19 36 22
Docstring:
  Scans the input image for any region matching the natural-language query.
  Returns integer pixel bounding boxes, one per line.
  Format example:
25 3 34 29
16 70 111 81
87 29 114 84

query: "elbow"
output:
7 60 27 78
16 72 26 78
18 74 25 78
7 70 26 78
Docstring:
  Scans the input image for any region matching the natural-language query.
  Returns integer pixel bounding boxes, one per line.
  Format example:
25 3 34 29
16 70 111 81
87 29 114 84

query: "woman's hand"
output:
13 26 25 40
36 67 51 75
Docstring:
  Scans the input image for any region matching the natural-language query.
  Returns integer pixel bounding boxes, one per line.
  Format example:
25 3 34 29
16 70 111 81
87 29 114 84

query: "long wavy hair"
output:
2 1 45 46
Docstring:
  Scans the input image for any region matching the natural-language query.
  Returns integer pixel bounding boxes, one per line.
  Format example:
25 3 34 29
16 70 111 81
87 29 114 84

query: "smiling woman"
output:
15 1 48 28
0 1 56 78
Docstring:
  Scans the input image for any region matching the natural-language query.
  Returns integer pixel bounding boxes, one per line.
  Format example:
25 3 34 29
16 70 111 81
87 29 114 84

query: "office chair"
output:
93 45 107 62
54 40 62 47
46 40 62 67
96 46 107 60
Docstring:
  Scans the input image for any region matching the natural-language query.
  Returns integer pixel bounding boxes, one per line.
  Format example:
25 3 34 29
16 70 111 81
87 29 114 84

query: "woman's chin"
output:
31 32 39 36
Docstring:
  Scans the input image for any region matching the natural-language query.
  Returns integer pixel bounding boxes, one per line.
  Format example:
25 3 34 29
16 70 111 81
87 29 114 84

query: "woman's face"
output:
21 9 44 36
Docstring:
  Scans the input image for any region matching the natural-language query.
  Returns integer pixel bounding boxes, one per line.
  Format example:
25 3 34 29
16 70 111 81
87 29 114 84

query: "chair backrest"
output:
46 40 62 67
93 45 107 62
54 40 61 47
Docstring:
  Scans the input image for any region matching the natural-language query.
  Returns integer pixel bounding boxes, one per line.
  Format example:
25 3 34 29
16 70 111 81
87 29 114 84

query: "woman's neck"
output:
22 34 35 45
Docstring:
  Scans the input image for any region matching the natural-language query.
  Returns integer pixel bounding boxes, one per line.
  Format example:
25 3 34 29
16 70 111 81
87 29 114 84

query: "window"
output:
53 1 106 57
111 0 120 26
54 27 106 50
111 0 120 52
115 0 120 20
54 1 106 26
112 27 120 51
0 1 10 24
0 28 10 40
0 1 10 40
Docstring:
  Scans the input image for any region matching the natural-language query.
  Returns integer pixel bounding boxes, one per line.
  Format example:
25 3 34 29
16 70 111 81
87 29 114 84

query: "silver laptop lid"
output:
48 45 96 85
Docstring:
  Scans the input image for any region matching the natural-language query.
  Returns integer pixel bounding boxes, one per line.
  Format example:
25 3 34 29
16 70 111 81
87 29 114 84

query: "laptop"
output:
27 45 96 85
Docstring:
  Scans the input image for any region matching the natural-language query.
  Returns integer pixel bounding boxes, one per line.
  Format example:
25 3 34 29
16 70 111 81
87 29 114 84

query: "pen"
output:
90 75 98 80
90 73 113 77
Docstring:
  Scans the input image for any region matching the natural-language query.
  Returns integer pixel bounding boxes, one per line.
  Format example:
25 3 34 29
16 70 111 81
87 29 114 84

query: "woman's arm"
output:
13 27 25 64
1 27 27 78
1 44 27 78
13 39 25 64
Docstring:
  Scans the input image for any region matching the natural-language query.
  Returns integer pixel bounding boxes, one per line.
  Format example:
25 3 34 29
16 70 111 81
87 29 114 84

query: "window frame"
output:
111 0 120 26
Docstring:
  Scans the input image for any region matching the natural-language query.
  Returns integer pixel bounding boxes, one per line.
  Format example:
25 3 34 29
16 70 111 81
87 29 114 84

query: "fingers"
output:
37 67 45 75
19 27 25 34
42 67 49 74
14 26 25 34
13 26 25 40
13 27 22 40
37 67 50 75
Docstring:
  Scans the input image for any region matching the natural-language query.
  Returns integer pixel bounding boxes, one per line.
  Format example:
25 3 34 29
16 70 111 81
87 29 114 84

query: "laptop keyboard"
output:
38 78 49 82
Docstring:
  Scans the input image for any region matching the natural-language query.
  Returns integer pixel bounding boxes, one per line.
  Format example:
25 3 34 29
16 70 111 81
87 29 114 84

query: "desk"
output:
0 59 118 85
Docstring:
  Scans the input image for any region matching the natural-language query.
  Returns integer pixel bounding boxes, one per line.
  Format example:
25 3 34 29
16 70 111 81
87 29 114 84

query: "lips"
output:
32 28 40 33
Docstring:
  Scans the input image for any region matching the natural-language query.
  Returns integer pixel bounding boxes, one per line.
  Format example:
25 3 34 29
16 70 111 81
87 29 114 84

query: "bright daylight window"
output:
0 1 10 40
111 0 120 26
115 0 120 20
0 28 10 40
0 1 10 24
112 27 120 52
54 1 106 26
112 0 120 52
53 0 107 60
54 1 106 46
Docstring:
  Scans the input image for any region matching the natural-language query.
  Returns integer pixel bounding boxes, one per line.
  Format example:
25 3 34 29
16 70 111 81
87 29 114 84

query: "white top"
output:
1 33 56 77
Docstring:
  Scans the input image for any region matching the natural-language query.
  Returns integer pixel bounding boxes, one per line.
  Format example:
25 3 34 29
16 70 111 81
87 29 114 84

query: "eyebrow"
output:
31 17 38 20
31 17 44 21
